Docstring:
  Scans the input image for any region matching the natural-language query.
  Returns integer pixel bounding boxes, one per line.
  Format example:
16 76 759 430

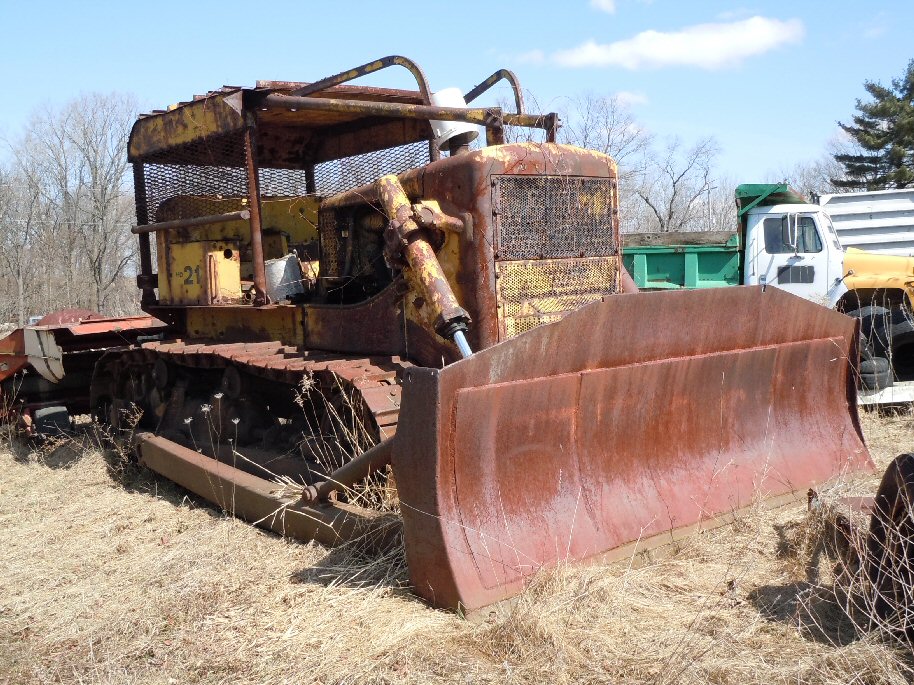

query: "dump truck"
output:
820 188 914 257
0 58 875 613
623 184 914 404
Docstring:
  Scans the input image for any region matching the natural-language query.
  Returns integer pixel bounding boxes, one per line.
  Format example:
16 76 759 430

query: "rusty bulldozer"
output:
0 57 877 613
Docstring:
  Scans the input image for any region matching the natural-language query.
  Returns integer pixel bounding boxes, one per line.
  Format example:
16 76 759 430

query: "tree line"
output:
0 93 139 325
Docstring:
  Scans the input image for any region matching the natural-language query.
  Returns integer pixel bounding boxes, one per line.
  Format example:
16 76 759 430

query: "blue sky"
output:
1 0 911 182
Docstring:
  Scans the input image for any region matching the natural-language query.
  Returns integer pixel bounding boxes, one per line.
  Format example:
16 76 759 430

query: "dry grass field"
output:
1 410 913 685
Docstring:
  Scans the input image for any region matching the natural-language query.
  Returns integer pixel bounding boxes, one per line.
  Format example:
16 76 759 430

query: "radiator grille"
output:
494 176 617 260
496 257 620 339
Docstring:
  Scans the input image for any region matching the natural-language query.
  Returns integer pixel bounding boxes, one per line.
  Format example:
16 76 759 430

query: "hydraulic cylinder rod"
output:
375 175 472 357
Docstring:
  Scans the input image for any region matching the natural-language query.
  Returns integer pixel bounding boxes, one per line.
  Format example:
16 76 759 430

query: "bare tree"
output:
632 136 720 232
9 93 139 315
0 167 45 324
559 93 653 177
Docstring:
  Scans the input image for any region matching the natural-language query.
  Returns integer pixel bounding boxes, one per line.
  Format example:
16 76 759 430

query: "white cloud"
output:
590 0 616 13
553 16 805 70
615 90 649 106
716 7 757 21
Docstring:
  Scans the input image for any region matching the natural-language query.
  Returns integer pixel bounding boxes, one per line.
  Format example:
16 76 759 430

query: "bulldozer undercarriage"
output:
94 342 407 491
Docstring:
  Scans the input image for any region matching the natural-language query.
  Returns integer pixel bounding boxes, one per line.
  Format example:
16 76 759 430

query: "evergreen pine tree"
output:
834 60 914 190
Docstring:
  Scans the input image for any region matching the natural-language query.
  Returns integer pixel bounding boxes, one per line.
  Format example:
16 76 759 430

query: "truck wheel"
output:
859 357 892 391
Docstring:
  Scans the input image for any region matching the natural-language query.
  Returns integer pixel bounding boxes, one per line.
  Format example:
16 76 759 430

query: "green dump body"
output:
622 232 742 290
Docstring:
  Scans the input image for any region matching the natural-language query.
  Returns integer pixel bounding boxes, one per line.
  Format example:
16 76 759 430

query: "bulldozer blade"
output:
392 286 874 612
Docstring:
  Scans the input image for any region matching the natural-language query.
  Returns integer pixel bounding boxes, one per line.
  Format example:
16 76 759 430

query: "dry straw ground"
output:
1 410 913 685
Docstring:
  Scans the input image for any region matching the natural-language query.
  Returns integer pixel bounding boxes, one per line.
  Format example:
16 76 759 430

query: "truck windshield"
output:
763 216 822 254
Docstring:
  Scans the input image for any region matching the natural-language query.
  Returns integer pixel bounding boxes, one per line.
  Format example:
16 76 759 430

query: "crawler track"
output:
92 340 410 483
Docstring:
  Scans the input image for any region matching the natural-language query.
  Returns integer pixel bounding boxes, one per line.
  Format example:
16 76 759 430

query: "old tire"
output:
859 357 893 391
866 453 914 636
859 333 876 362
848 306 892 358
889 319 914 381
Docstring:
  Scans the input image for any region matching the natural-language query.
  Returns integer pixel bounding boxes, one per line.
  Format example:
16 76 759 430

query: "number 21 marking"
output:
182 265 202 285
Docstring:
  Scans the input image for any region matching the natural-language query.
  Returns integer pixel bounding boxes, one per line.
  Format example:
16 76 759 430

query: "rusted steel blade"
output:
392 286 873 612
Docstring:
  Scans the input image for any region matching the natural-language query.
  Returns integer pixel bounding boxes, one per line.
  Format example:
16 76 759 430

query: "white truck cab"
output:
743 202 848 308
736 183 914 404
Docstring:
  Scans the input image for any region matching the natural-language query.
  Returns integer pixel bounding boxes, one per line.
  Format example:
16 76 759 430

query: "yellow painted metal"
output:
184 305 304 345
495 256 621 340
155 196 319 246
127 92 246 161
262 231 290 260
844 248 914 307
158 240 242 305
154 196 318 297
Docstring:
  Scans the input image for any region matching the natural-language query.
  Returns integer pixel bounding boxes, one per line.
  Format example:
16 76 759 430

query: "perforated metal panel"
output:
139 132 250 223
494 176 618 260
313 141 430 197
318 209 344 278
496 257 620 339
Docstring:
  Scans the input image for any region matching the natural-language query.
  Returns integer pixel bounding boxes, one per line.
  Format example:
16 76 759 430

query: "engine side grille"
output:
493 175 621 340
496 257 620 339
494 176 618 260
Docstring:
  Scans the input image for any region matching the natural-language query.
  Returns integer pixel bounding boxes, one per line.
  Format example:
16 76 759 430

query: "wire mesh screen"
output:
494 176 618 260
136 134 430 225
313 141 430 196
137 131 248 223
496 257 621 340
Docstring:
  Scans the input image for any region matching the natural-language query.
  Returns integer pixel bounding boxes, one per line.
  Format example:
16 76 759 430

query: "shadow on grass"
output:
7 426 87 469
12 420 415 598
748 581 862 647
289 515 414 595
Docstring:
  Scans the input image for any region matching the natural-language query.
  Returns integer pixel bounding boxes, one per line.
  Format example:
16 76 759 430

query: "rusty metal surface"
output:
136 432 392 547
141 339 408 441
0 328 27 385
392 286 873 611
1 315 167 421
289 55 433 104
243 127 268 305
132 210 250 235
298 438 394 504
865 452 914 631
465 69 525 113
495 257 620 340
376 175 469 342
320 143 621 357
35 309 104 326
